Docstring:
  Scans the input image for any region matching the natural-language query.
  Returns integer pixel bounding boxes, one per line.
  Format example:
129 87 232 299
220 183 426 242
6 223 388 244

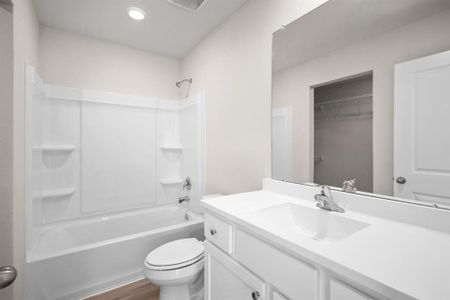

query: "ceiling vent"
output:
168 0 208 13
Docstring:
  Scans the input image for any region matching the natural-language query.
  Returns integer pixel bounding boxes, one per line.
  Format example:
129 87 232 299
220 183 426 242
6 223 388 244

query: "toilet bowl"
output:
144 238 204 300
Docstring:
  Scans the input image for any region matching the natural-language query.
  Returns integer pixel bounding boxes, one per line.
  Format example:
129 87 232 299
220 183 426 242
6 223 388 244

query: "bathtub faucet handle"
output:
183 177 191 191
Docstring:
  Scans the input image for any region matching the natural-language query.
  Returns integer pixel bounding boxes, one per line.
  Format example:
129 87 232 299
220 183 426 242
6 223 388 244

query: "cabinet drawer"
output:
330 279 374 300
235 229 318 300
204 213 233 254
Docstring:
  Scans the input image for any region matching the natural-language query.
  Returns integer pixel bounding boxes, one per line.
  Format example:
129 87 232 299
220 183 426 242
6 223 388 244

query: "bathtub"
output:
25 204 204 300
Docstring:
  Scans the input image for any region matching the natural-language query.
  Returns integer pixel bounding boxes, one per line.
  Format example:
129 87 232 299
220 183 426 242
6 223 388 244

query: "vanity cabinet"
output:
204 212 387 300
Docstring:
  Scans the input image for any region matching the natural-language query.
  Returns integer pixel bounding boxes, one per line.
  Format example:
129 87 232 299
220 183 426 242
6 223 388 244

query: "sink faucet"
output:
314 185 345 213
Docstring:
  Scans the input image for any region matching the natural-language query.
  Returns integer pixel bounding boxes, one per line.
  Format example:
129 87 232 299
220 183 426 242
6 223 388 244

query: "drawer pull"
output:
251 291 260 300
210 229 217 236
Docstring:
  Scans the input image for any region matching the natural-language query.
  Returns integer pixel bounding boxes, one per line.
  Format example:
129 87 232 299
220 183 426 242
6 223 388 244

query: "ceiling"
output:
273 0 450 73
33 0 249 58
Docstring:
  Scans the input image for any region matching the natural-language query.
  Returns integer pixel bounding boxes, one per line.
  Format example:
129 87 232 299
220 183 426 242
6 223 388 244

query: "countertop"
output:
201 190 450 300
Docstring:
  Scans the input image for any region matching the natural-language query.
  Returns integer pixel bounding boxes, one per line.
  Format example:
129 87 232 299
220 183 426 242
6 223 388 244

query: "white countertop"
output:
201 190 450 300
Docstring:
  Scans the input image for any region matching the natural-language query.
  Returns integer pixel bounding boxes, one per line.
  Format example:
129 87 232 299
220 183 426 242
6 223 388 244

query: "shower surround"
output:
24 66 204 299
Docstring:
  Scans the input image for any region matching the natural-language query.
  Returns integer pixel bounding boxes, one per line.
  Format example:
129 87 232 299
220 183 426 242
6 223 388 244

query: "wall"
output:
0 4 13 300
40 26 181 100
12 0 41 299
181 0 328 195
273 9 450 196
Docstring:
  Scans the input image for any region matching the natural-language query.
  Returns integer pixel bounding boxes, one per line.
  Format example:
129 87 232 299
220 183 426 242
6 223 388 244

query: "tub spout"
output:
178 196 190 204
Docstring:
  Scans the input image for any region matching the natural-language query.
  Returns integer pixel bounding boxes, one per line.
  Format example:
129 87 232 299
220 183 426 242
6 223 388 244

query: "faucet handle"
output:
314 193 322 202
314 185 327 200
183 177 192 191
319 184 331 195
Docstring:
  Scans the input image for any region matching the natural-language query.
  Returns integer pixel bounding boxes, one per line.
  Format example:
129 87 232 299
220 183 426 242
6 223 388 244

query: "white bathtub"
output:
26 204 204 300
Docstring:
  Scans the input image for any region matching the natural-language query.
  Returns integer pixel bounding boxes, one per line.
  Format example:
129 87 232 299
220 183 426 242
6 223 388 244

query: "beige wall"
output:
273 9 450 196
0 5 13 300
40 26 181 100
12 0 40 299
181 0 328 195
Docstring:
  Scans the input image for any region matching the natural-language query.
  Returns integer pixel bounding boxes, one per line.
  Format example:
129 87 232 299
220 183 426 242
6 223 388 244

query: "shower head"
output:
176 78 192 88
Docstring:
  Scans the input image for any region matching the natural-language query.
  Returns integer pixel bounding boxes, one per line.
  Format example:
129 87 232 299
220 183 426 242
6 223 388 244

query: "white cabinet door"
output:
394 50 450 205
205 241 265 300
330 279 373 300
272 291 289 300
234 229 318 300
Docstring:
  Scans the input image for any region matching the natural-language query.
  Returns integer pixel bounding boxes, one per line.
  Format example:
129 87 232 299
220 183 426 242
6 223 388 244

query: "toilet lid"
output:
146 238 204 268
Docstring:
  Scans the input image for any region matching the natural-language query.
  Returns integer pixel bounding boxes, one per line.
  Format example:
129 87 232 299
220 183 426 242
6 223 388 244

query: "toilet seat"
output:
145 238 204 271
144 257 204 286
146 253 204 271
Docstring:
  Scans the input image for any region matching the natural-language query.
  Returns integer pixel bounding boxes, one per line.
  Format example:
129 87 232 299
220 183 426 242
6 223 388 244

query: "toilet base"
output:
160 284 190 300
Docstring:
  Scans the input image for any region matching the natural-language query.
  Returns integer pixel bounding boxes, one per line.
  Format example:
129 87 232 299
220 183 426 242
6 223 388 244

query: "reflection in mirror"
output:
272 0 450 208
313 73 373 193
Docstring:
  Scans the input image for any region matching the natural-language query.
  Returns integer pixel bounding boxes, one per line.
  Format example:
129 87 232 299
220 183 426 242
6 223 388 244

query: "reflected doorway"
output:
313 73 373 193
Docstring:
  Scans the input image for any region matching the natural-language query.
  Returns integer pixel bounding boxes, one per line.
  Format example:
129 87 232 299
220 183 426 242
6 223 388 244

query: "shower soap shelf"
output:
32 145 76 153
160 144 183 151
160 178 184 185
33 188 75 200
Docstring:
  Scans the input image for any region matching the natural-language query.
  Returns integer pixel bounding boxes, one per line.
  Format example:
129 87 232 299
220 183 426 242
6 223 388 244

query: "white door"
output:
205 242 265 300
272 107 292 181
394 50 450 206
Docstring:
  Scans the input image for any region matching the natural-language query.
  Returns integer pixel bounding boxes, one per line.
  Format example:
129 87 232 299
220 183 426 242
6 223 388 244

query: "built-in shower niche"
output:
160 147 183 161
25 66 204 258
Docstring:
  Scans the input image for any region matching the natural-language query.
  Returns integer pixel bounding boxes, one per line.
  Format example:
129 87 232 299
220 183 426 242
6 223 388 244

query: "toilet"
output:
144 238 204 300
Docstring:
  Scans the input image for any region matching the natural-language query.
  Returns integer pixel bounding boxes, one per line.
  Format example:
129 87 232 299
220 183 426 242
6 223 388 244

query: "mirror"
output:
272 0 450 208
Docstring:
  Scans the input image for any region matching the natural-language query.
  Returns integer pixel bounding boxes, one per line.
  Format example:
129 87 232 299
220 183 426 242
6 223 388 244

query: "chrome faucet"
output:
342 178 357 193
179 177 192 204
314 185 345 213
183 177 192 192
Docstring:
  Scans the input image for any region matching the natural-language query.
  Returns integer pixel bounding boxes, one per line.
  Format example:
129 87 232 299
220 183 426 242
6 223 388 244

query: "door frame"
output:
272 106 293 182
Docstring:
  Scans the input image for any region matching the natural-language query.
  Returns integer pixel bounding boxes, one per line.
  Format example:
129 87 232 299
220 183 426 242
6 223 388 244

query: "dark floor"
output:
86 279 159 300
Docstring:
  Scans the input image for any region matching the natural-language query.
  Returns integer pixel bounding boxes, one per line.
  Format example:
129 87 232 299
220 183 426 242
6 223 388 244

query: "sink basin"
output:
248 203 369 242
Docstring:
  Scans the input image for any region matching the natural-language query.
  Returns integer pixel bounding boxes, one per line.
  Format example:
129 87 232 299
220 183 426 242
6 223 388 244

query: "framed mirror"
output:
272 0 450 209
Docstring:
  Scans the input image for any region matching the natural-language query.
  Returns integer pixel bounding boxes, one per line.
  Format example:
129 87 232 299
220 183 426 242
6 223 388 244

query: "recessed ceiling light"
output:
127 7 146 21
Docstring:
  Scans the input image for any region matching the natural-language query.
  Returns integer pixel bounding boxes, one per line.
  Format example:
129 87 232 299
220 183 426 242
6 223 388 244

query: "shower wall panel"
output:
180 94 204 213
81 102 157 213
